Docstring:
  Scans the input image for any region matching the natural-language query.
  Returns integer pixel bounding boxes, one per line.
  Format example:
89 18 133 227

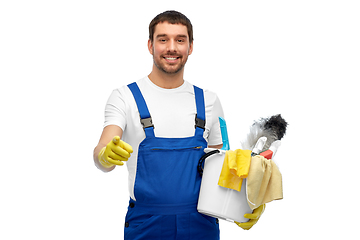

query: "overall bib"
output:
124 82 220 240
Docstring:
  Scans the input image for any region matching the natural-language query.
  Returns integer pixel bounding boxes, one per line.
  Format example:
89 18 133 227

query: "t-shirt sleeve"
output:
103 88 127 131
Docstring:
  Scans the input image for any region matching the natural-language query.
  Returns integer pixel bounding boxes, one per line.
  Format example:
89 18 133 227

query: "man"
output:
93 10 263 239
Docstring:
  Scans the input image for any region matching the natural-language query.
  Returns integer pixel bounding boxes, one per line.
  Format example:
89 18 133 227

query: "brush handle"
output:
251 137 267 156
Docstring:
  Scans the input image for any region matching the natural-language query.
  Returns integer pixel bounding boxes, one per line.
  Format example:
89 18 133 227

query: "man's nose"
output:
167 39 177 52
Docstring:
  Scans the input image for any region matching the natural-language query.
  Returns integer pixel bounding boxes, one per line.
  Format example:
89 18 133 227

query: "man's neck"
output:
148 67 185 89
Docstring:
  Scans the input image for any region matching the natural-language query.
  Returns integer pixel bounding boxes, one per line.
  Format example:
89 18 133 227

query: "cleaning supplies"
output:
246 156 283 210
197 118 252 223
197 148 253 223
251 137 267 156
241 114 287 152
197 115 287 225
218 149 252 191
219 117 230 151
246 140 283 210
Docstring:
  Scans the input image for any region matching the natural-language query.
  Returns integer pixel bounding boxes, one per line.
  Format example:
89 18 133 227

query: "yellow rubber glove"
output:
98 136 133 168
235 204 265 230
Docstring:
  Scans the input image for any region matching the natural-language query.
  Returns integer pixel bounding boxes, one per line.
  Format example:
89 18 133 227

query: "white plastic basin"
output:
197 149 252 223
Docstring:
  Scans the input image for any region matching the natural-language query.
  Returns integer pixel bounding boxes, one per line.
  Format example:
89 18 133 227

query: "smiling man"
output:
149 21 192 76
94 11 226 239
148 14 194 89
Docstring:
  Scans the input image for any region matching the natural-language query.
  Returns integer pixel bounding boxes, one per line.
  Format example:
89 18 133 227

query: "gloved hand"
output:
98 136 133 168
235 204 265 230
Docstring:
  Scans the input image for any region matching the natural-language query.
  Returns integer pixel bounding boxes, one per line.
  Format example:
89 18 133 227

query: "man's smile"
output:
163 55 181 63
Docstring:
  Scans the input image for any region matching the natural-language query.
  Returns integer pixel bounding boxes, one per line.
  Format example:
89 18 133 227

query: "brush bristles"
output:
264 114 288 140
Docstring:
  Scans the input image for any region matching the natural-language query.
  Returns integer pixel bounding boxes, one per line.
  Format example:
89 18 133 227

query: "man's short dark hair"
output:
149 10 193 43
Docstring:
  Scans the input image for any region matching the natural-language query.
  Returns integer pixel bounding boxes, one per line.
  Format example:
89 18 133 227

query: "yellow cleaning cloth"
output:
218 149 252 191
246 155 283 210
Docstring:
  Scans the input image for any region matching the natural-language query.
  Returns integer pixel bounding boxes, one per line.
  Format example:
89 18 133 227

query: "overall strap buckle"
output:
140 117 154 129
195 114 206 130
128 82 155 137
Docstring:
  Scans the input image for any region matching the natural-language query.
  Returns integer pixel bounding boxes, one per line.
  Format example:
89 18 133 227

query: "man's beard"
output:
153 52 187 74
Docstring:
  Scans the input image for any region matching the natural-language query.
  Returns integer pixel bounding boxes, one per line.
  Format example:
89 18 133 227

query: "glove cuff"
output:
98 147 114 168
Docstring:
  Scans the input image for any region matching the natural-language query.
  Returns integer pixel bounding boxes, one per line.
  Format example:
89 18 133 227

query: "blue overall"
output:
125 82 220 240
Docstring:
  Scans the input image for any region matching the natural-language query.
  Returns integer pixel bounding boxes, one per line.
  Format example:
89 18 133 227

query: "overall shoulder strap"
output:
193 85 206 136
127 82 155 137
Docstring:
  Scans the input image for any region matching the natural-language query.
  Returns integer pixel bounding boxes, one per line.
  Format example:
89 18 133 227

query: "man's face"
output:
148 22 193 75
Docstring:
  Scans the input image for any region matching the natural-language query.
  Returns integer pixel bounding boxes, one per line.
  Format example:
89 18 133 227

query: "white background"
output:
1 0 359 239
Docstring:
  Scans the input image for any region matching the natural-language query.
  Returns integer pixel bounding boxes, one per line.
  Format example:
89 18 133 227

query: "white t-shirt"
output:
104 76 224 199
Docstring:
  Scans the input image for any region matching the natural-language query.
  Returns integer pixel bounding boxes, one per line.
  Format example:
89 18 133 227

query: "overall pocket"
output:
134 144 205 204
124 209 160 239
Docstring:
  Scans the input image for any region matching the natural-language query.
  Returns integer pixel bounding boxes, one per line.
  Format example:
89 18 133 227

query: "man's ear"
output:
148 39 153 55
188 41 193 55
